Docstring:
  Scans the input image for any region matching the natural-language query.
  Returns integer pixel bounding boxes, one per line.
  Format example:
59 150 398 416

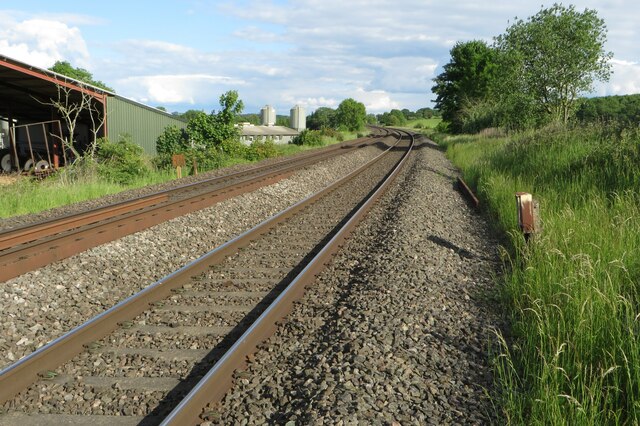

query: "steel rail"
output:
162 130 415 425
0 128 406 407
0 193 169 250
0 132 388 283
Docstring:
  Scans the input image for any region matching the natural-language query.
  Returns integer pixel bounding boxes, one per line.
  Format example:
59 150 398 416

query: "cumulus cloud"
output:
352 88 400 112
599 59 640 95
0 17 89 68
2 1 638 114
117 74 247 105
233 26 283 43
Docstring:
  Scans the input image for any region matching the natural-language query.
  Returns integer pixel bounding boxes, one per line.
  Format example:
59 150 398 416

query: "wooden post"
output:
192 158 198 175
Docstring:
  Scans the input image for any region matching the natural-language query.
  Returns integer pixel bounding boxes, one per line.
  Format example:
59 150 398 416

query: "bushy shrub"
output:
434 120 450 133
292 129 324 146
187 147 228 171
245 138 278 161
414 122 424 129
319 128 340 138
156 125 188 155
219 138 246 158
96 136 150 185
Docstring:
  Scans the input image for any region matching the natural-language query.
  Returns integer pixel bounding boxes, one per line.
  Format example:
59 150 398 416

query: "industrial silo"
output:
289 105 306 131
260 105 276 126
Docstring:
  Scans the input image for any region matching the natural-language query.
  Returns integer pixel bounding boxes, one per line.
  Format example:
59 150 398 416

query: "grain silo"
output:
260 105 276 126
289 105 306 131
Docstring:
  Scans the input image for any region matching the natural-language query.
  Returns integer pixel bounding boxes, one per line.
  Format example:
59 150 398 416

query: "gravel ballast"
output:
210 137 502 424
0 143 387 369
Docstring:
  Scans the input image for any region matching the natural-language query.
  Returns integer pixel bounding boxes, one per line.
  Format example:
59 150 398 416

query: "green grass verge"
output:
405 117 442 129
0 168 177 219
441 125 640 424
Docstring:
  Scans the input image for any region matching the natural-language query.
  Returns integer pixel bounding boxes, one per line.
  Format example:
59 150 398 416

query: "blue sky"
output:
1 1 639 115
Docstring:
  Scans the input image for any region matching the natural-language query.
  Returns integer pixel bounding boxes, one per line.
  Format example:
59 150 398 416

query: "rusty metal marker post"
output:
172 154 186 178
515 192 538 241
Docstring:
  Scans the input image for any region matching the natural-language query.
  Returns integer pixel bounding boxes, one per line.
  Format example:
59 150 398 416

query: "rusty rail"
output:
456 176 479 208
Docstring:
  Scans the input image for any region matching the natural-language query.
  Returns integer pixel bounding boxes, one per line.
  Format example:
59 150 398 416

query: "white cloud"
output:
601 59 640 95
3 1 639 114
117 74 247 105
286 97 339 111
0 17 89 68
233 26 283 43
352 88 400 112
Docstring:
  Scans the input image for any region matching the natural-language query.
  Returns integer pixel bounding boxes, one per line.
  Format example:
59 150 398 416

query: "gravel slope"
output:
210 137 502 424
0 143 387 369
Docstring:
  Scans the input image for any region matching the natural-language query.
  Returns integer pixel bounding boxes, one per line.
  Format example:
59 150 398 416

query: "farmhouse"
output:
239 104 306 145
0 55 185 172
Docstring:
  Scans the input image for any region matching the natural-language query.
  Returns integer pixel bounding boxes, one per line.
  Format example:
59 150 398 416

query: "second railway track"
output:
0 130 389 283
0 129 415 425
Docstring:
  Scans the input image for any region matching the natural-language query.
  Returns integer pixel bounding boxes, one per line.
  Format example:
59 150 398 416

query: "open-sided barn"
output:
0 55 185 172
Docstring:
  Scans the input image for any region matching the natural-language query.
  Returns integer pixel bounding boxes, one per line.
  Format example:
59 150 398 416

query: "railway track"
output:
0 129 414 425
0 129 389 283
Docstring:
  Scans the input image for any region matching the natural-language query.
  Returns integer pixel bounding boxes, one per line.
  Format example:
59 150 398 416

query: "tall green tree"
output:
185 90 243 150
49 60 115 92
307 107 337 130
377 109 407 126
335 98 367 131
212 90 244 142
495 3 612 125
431 40 497 133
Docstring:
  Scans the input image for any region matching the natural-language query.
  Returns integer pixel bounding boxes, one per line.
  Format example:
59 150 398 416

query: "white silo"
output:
260 105 276 126
289 105 306 131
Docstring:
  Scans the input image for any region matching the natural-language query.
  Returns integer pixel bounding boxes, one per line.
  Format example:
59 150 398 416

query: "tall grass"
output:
405 117 442 129
441 124 640 424
0 166 177 219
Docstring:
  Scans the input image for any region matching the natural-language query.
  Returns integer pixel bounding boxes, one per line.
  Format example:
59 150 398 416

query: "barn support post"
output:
8 111 18 171
42 122 52 169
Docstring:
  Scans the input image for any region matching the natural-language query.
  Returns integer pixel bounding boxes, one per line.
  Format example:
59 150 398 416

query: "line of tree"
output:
575 94 640 124
306 99 369 131
432 3 613 133
376 108 440 126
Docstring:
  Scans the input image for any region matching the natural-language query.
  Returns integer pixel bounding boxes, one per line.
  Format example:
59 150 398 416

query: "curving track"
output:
0 129 414 425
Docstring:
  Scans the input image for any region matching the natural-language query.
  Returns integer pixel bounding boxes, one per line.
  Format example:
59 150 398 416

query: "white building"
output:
239 104 306 145
239 124 299 145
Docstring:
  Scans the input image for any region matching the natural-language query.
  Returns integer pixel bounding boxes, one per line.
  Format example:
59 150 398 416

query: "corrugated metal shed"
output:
0 54 187 158
106 97 186 155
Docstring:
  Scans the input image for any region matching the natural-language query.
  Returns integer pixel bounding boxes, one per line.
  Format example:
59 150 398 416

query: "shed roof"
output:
240 125 299 137
0 54 183 122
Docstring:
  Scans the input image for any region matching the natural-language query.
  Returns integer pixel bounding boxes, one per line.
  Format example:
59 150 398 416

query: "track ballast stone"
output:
211 137 502 424
0 144 386 369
